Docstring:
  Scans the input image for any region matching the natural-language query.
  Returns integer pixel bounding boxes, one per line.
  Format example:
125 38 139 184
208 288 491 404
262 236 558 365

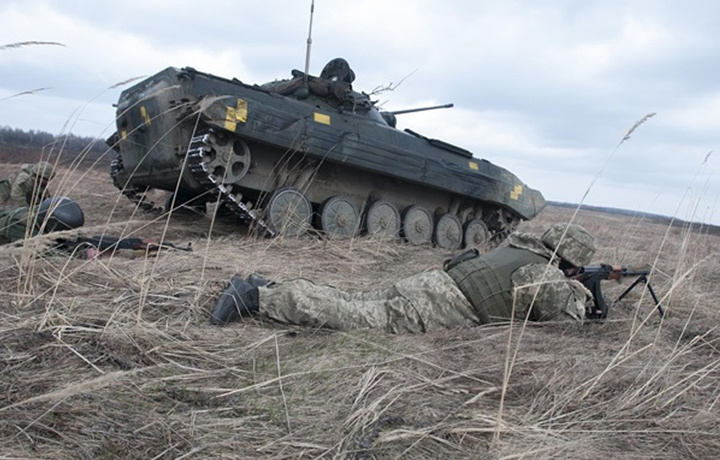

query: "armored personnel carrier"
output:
108 58 546 249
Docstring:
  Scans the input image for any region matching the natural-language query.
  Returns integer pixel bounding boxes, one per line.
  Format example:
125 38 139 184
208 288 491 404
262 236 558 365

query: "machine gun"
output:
55 235 192 259
571 264 664 320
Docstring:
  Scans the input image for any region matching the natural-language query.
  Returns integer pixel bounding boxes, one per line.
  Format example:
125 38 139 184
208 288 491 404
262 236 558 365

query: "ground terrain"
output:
1 158 719 459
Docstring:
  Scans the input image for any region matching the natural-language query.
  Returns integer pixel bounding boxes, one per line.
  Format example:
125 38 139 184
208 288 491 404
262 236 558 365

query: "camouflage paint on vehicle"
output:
108 62 546 248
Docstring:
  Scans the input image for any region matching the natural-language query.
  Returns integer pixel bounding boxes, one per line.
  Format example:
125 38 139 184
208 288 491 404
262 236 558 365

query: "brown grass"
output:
1 162 720 459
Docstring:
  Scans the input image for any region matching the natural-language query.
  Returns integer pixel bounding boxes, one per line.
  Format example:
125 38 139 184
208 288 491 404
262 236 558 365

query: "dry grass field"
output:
1 161 720 459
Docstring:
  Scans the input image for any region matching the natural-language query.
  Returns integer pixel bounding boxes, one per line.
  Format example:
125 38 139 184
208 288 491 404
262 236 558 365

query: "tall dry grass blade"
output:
0 41 65 50
0 88 52 101
578 112 656 211
619 112 656 144
274 334 292 434
109 76 146 89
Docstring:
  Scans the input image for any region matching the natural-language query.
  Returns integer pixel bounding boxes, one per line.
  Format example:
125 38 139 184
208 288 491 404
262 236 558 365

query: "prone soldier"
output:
210 222 596 332
0 197 84 245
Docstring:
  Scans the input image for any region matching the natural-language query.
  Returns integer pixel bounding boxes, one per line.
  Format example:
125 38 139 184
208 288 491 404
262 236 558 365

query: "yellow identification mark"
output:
140 106 151 125
313 112 331 125
120 130 127 140
468 161 479 171
510 185 524 200
224 99 248 131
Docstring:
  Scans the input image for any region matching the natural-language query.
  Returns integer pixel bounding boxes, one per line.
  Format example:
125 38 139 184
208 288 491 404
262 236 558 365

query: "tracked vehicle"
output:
108 59 546 249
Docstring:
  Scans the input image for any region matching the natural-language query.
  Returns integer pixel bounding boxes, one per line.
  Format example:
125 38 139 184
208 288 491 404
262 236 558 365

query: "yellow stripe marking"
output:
510 185 524 200
313 112 331 125
140 106 151 125
468 161 479 171
224 99 248 131
120 130 127 140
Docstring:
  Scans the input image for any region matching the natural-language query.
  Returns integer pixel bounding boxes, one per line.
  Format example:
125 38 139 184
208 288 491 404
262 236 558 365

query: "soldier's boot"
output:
210 275 260 325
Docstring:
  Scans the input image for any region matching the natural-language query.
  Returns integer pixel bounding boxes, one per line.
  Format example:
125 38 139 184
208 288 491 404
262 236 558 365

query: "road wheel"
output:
265 187 312 237
365 201 401 240
434 213 463 250
464 218 490 248
402 205 433 245
318 195 359 239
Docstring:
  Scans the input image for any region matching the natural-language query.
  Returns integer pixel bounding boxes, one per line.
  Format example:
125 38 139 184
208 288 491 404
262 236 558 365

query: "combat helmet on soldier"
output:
320 58 356 84
37 197 84 233
32 161 55 181
542 223 596 267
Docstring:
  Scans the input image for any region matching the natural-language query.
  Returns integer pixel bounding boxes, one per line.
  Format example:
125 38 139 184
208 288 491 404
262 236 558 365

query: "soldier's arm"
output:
10 173 34 204
511 263 589 322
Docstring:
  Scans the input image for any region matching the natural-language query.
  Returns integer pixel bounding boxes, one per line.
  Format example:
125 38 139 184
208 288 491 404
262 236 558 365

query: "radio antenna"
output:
303 0 315 85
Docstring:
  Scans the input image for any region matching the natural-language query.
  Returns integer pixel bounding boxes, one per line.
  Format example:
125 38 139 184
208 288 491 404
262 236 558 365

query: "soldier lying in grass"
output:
0 197 84 245
211 223 596 332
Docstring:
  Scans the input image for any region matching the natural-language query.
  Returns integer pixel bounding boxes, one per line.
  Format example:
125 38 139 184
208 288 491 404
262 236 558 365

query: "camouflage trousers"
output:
258 269 480 333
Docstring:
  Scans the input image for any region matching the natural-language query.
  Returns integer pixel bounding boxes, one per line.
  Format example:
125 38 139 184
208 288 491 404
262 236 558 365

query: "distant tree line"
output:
0 125 107 155
0 126 110 168
549 200 720 234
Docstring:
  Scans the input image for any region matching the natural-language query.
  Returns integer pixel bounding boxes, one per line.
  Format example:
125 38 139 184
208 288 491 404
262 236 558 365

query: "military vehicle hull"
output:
109 66 546 249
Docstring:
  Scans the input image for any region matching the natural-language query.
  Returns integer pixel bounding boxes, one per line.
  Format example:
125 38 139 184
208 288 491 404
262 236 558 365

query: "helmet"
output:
320 58 355 84
542 223 595 267
37 197 84 233
32 161 55 180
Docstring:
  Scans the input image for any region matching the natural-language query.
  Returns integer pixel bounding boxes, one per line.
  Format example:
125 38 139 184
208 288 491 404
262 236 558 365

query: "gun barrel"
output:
390 103 454 116
621 266 652 275
621 269 651 277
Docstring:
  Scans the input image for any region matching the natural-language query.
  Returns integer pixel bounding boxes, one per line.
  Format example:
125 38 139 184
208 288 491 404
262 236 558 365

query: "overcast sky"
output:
1 0 719 225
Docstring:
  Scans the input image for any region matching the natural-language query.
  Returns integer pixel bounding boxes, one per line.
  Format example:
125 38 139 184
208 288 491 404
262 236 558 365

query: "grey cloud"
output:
1 0 718 223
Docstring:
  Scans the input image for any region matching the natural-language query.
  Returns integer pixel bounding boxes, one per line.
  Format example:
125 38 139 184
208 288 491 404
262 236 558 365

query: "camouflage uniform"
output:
260 270 478 333
0 206 36 245
258 232 591 333
0 197 84 246
446 232 588 323
0 162 55 207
